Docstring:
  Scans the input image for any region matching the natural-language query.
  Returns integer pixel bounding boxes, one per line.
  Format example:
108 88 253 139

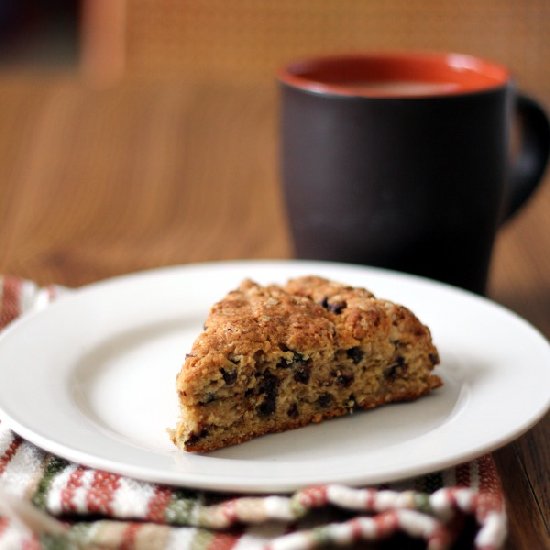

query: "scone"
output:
173 276 441 452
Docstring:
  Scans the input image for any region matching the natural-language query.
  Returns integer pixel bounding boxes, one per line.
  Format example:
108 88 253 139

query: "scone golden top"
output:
174 276 441 452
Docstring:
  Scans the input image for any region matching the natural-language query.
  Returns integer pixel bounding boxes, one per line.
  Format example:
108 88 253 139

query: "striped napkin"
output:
0 275 506 550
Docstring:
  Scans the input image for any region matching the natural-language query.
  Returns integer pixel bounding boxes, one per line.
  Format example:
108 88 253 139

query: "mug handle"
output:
503 93 550 221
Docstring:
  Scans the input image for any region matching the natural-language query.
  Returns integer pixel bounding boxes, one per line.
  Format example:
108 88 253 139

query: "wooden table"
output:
0 73 548 549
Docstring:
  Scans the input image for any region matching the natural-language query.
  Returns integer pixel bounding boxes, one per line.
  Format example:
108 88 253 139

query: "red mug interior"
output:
279 52 510 98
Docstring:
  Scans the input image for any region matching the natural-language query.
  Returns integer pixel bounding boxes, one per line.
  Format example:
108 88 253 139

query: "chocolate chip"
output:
199 392 216 405
288 352 311 383
287 403 299 418
220 367 237 385
320 297 346 314
384 366 398 382
293 364 310 384
259 371 278 394
185 428 209 447
276 358 291 369
253 350 265 363
257 371 278 417
257 396 276 417
347 347 364 364
292 351 307 363
318 393 332 408
244 388 254 397
384 357 408 382
337 373 354 387
429 352 439 365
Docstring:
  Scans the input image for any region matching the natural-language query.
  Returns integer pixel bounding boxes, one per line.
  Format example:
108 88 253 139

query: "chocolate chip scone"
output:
173 276 441 452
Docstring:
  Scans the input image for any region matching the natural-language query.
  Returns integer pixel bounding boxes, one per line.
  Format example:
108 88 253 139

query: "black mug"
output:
278 52 550 294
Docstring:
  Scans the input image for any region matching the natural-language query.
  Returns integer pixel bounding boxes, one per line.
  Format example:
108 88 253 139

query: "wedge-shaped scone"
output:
173 276 441 452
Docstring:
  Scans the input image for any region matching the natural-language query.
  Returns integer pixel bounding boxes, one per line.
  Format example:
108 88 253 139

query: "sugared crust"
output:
177 276 437 396
174 276 441 451
178 279 333 393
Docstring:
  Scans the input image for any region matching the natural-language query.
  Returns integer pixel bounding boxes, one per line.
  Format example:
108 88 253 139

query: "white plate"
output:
0 261 549 493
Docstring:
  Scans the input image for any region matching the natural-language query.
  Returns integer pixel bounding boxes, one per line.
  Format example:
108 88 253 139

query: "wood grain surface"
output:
0 73 548 549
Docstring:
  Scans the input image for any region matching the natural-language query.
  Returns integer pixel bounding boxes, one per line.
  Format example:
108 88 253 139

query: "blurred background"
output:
0 0 549 330
0 1 548 92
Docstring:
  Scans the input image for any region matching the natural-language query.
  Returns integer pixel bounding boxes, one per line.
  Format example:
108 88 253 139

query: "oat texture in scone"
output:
173 276 441 452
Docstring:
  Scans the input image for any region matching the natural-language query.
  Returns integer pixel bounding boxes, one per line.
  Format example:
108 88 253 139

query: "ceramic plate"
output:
0 261 548 493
